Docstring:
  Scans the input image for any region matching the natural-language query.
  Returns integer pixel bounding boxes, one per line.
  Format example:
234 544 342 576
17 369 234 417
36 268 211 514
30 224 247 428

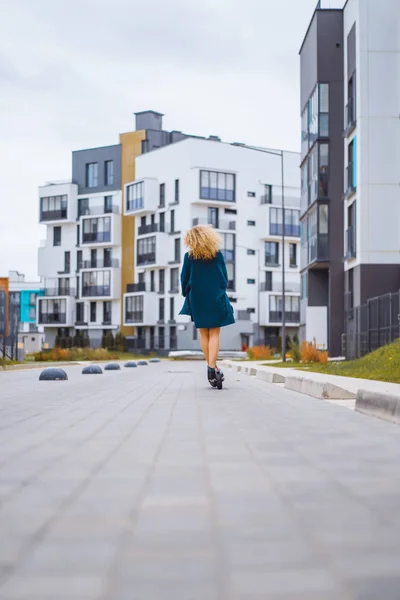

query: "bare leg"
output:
199 328 210 364
208 328 221 368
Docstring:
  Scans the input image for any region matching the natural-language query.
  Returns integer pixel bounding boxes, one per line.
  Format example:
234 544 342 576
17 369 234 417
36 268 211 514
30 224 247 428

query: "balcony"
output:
269 223 300 237
44 288 76 297
82 285 111 297
78 205 119 218
345 226 356 259
138 223 159 236
344 163 356 199
192 218 236 230
269 311 300 324
344 97 356 137
38 313 66 325
40 209 67 222
126 282 147 293
81 259 119 269
137 252 156 266
82 231 111 244
260 282 301 293
125 311 144 324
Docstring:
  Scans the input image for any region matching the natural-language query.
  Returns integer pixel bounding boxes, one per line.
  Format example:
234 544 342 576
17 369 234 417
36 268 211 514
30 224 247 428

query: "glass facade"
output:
127 182 144 211
200 171 235 202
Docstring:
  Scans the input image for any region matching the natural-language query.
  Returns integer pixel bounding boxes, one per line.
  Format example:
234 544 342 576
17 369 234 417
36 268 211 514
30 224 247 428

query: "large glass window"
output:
127 182 144 211
200 171 235 202
53 226 61 247
221 233 235 262
319 143 329 198
82 217 111 243
269 296 300 323
38 299 66 324
265 242 279 266
301 84 330 158
82 271 111 296
137 236 156 265
40 195 68 220
270 209 300 237
86 163 98 188
289 243 297 267
125 295 143 322
104 160 114 186
319 84 329 137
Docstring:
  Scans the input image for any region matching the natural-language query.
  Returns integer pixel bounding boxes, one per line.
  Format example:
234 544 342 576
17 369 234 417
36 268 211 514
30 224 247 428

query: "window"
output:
78 198 89 218
347 72 356 128
150 270 155 292
137 236 156 265
104 195 113 213
247 249 256 255
226 263 235 290
200 170 235 202
247 220 256 226
208 207 219 228
346 201 356 259
171 210 175 233
265 242 279 266
224 208 237 215
269 296 300 323
174 179 179 203
319 143 329 198
169 297 175 322
90 249 97 268
347 137 357 192
159 183 165 207
170 325 177 350
158 326 165 349
221 233 235 262
170 268 179 293
126 182 144 211
301 83 330 159
90 302 96 322
82 270 111 296
76 250 82 271
261 185 272 205
159 269 165 293
103 248 111 268
40 195 67 220
76 224 80 246
301 273 308 299
29 293 36 306
125 295 143 322
289 243 297 267
174 238 181 263
104 161 114 186
159 298 165 321
265 271 272 292
158 211 165 233
319 84 329 137
82 217 111 243
64 251 70 274
29 307 36 321
270 209 300 237
247 279 256 284
58 278 70 295
38 299 66 324
53 226 61 247
247 191 256 197
86 163 98 188
103 301 111 324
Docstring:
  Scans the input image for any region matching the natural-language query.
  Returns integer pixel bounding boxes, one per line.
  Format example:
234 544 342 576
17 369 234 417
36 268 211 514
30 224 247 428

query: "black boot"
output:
207 365 217 387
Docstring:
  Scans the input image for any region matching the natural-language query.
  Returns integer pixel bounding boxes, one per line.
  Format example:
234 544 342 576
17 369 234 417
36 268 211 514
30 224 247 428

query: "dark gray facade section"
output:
347 24 356 77
72 145 121 195
300 9 344 357
135 111 163 132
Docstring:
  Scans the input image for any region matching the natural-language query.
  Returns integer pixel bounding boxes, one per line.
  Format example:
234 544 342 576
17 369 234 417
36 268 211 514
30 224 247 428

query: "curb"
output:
221 360 355 400
356 389 400 424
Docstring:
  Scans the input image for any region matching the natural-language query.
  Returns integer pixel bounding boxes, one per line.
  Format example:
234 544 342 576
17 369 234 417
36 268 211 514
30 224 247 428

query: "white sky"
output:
0 0 319 280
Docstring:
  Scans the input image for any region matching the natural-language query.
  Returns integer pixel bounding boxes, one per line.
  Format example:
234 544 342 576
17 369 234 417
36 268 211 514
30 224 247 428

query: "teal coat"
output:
179 251 235 329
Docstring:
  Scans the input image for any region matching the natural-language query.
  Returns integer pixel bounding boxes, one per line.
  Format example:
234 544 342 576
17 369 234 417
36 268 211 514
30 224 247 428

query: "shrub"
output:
289 341 301 363
247 345 273 360
301 341 326 364
33 347 119 362
318 351 329 364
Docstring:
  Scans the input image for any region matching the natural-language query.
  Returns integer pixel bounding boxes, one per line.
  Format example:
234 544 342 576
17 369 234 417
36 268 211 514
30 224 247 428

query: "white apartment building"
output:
123 137 301 352
37 181 122 347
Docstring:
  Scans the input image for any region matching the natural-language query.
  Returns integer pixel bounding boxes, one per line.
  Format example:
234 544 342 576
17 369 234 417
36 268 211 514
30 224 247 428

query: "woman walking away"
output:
179 225 235 388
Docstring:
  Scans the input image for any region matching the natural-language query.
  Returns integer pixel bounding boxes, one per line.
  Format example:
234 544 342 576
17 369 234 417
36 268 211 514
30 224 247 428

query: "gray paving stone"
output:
1 362 400 599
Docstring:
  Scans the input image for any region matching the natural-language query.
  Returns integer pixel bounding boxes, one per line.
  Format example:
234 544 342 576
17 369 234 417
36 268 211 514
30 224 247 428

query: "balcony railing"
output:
269 311 300 324
260 282 301 293
137 252 156 265
192 218 236 230
265 257 280 267
81 259 119 269
127 199 144 212
269 224 300 237
345 226 356 259
82 231 111 244
38 313 66 324
79 205 119 218
138 223 159 235
40 209 67 221
44 288 75 297
126 282 146 293
82 285 111 297
125 311 144 323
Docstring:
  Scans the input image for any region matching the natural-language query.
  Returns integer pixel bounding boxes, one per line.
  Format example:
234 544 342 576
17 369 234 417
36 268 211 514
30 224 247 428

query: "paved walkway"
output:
1 362 400 599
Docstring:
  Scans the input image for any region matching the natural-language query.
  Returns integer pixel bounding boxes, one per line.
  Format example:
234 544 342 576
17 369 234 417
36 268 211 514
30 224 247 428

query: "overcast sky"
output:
0 0 322 280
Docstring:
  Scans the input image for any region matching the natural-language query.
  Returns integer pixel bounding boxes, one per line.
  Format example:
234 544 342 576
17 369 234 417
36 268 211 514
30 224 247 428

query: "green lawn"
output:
263 338 400 384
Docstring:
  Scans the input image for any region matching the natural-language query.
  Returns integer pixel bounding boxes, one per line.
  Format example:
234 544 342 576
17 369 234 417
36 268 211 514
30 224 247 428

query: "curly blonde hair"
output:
184 225 221 260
